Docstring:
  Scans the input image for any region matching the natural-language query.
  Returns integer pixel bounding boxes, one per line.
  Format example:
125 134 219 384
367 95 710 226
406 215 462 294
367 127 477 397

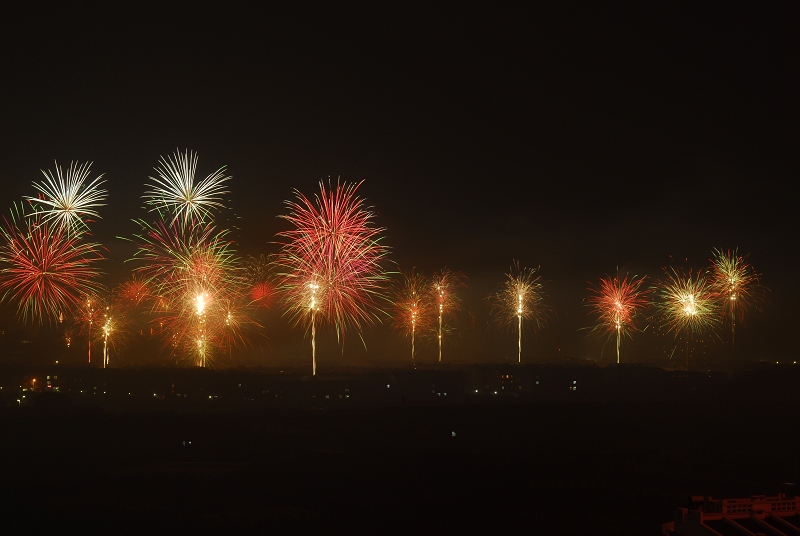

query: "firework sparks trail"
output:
657 265 719 370
75 297 103 364
492 261 547 363
273 179 390 375
390 268 431 363
83 287 138 368
587 273 650 364
709 248 764 359
143 149 231 225
429 268 465 363
25 161 107 234
0 203 105 325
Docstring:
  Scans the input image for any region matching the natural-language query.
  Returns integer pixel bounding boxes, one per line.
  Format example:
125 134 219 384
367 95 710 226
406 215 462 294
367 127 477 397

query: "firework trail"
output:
25 161 107 234
390 268 431 363
74 296 104 364
656 265 719 370
709 248 764 359
429 267 466 363
143 149 231 225
586 272 650 364
273 179 390 376
0 203 105 325
95 286 142 367
492 261 547 363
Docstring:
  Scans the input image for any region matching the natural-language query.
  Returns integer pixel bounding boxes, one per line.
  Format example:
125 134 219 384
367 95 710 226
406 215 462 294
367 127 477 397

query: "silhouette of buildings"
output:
663 494 800 535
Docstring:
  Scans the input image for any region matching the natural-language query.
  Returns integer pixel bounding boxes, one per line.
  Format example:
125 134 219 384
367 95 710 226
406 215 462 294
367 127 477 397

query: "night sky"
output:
1 5 797 366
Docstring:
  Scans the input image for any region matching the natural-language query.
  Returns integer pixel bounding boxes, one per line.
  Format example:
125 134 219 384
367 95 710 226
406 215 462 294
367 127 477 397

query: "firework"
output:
244 254 274 307
0 203 105 325
127 213 254 366
250 281 273 308
73 296 105 364
273 179 390 375
99 286 142 367
25 161 107 234
429 267 466 363
129 215 236 298
117 275 152 307
709 248 764 358
143 149 231 224
390 268 431 362
492 261 547 363
656 265 719 370
586 272 650 364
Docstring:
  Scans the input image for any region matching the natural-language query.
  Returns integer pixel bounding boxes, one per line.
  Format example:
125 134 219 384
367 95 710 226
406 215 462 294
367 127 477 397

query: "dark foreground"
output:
1 364 799 534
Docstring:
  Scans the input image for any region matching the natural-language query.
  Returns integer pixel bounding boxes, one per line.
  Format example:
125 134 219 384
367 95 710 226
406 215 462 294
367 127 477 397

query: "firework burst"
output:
117 275 152 307
143 149 231 224
586 272 650 364
429 267 466 363
656 265 719 369
127 213 254 366
709 248 764 358
390 268 431 362
25 161 107 234
492 261 547 363
244 254 274 308
0 203 105 325
273 179 390 375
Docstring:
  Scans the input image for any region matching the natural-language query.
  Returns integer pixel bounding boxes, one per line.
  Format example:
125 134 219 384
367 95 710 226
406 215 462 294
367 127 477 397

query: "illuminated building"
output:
662 494 800 535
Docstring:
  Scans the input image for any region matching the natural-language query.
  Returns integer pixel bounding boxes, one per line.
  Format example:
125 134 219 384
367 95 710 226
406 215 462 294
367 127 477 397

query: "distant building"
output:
662 494 800 535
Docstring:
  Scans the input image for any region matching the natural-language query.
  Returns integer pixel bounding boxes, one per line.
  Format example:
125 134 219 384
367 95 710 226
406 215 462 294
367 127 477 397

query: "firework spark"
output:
492 261 547 363
0 204 105 325
390 268 431 362
430 267 466 363
25 161 107 234
709 248 764 358
656 265 719 370
273 179 390 375
143 149 231 224
586 273 650 364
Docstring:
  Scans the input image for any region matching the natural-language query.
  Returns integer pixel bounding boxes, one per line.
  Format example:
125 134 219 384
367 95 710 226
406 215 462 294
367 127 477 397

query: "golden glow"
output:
195 292 207 316
682 293 697 316
308 282 319 310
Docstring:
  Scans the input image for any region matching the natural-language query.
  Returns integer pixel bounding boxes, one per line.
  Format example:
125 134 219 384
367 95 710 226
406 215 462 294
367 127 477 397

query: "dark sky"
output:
1 5 797 366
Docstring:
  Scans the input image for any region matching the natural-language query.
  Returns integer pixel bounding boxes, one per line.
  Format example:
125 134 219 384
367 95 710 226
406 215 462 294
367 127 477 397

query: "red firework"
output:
0 203 104 324
587 274 651 363
273 179 390 374
250 281 273 307
117 275 152 306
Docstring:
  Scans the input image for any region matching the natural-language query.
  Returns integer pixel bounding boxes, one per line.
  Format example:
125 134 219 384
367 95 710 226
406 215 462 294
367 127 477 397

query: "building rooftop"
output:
663 494 800 535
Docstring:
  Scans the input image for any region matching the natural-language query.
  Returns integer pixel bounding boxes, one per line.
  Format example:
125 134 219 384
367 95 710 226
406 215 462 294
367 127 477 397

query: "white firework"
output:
26 161 107 233
143 149 231 224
